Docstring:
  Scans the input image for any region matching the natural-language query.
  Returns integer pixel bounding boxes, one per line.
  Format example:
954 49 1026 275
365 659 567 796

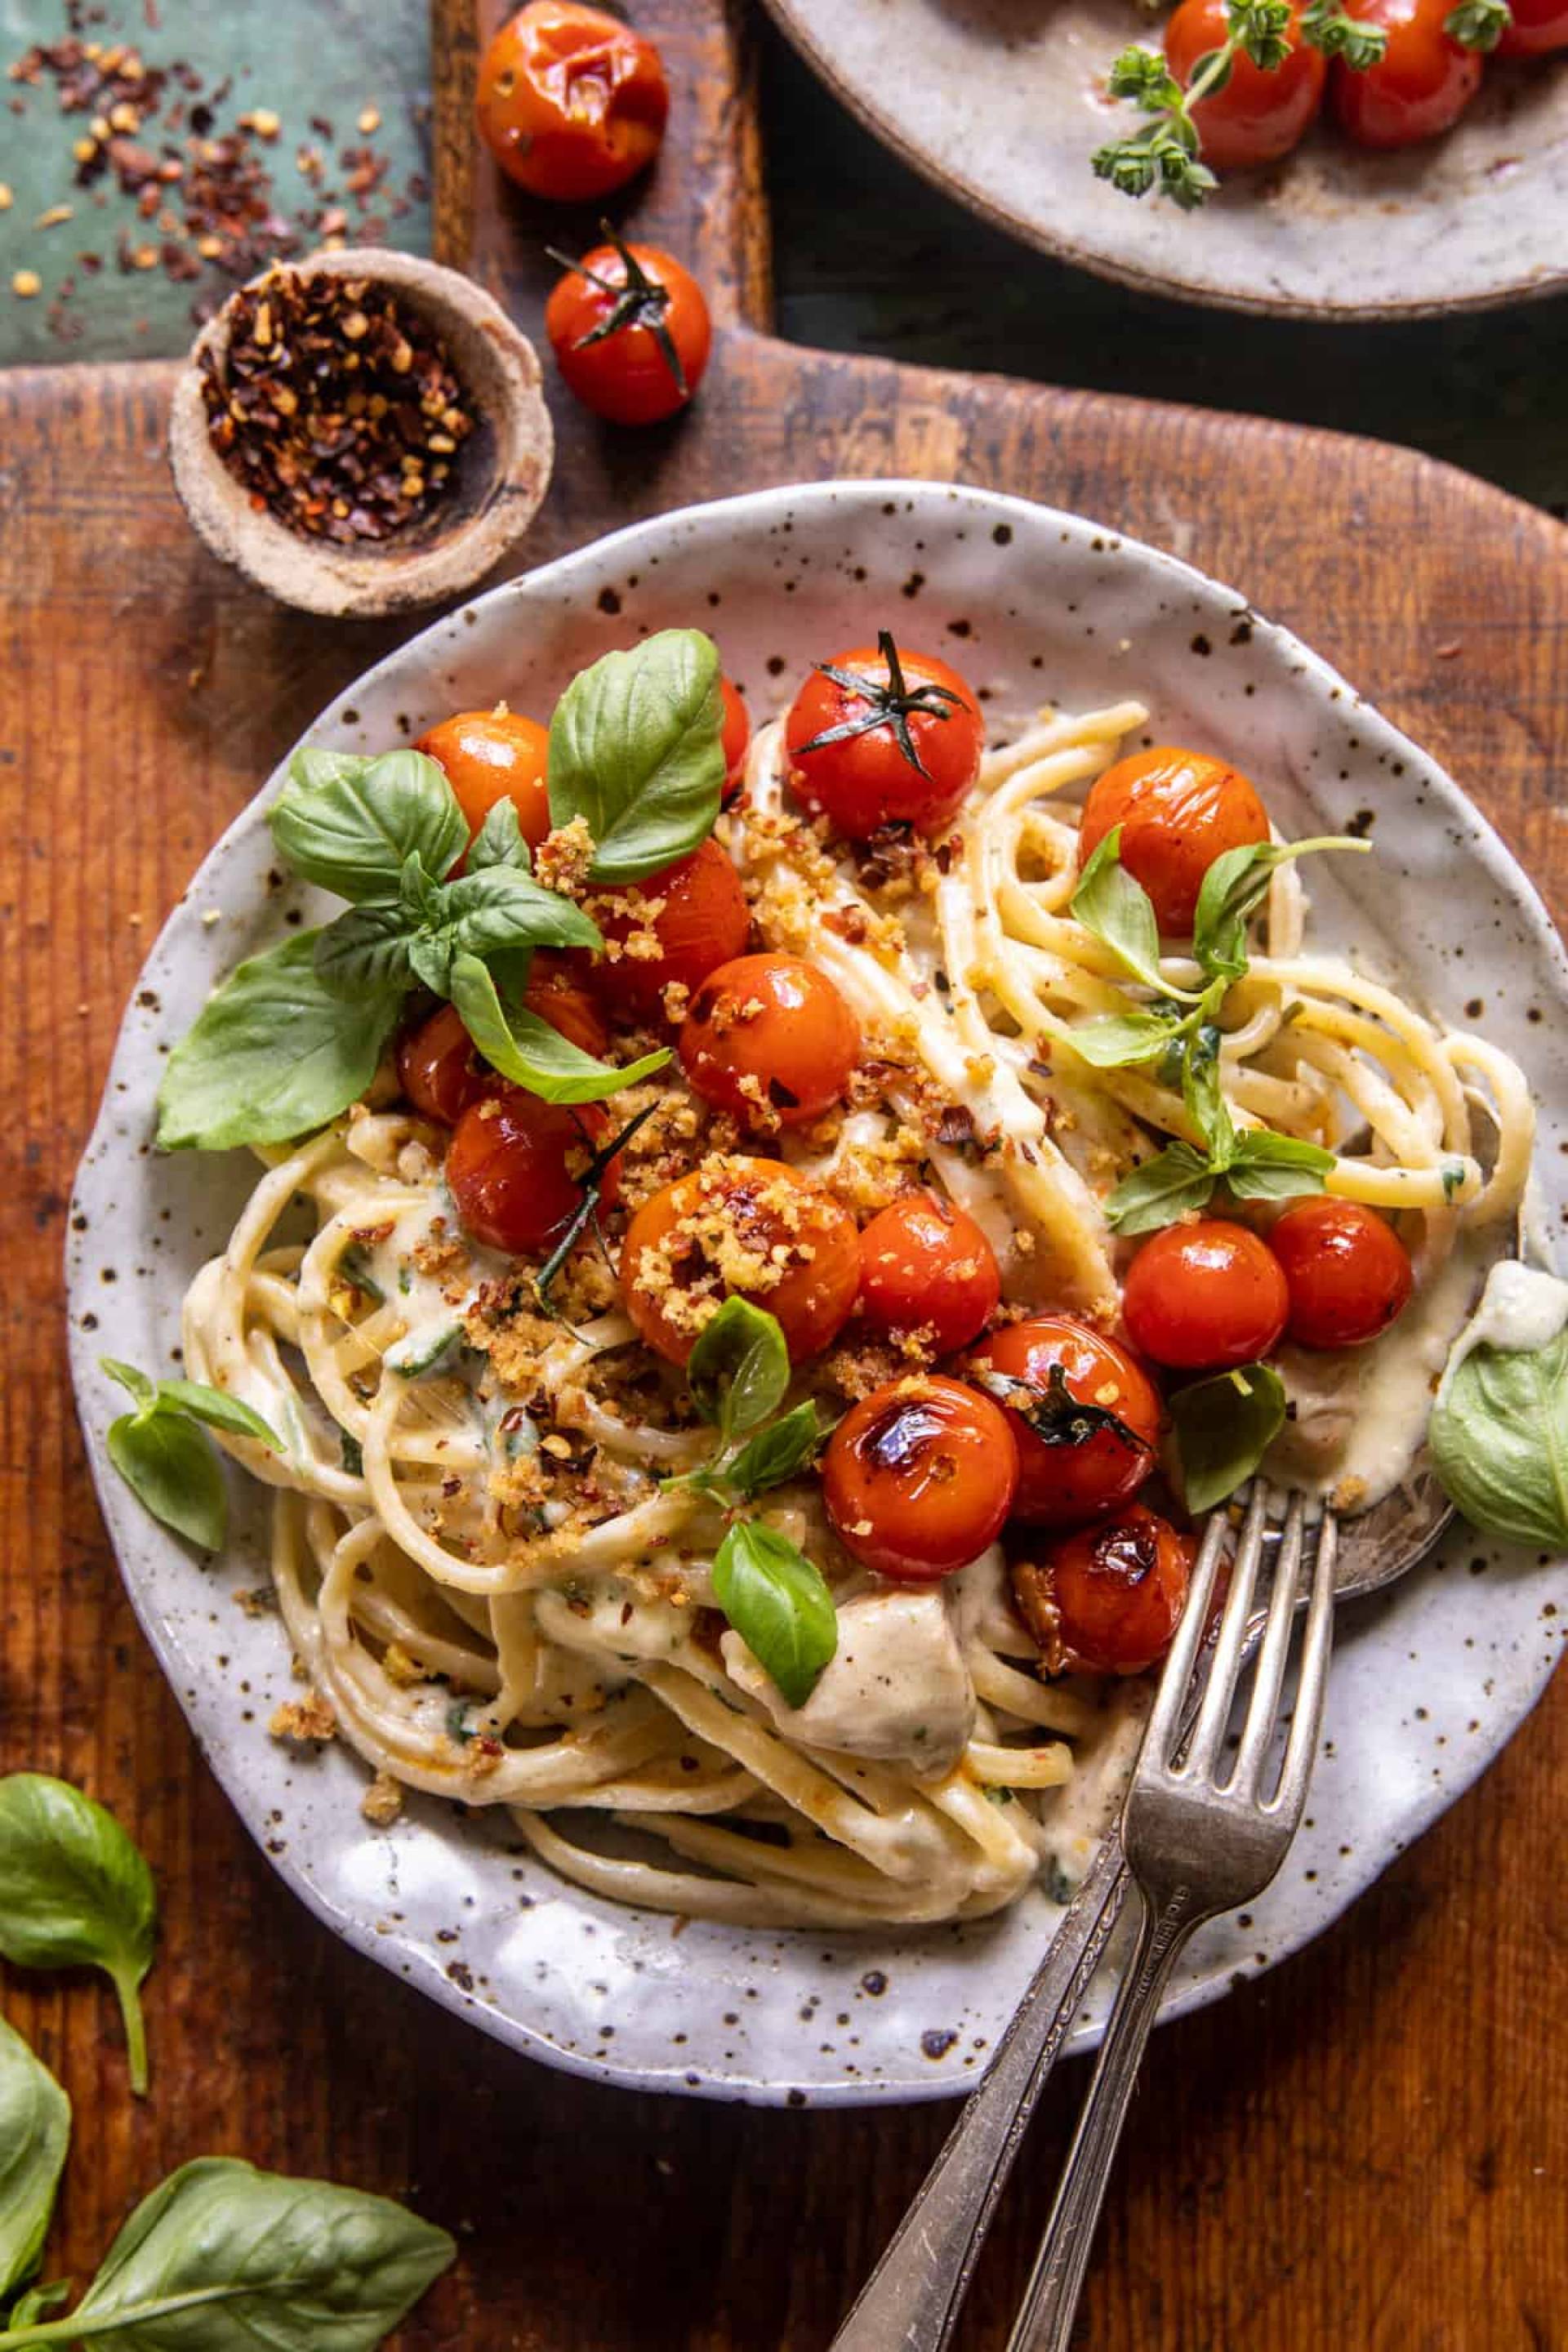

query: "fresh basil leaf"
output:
313 906 413 1002
1223 1131 1334 1202
7 2278 71 2328
100 1359 157 1413
382 1321 463 1380
270 747 466 903
439 866 602 959
1103 1142 1216 1234
712 1521 838 1711
107 1409 228 1555
1171 1361 1287 1515
548 629 725 884
1182 1024 1236 1163
0 2020 70 2305
1192 835 1372 982
154 1382 282 1450
449 955 670 1106
1071 826 1194 999
466 799 528 872
1062 1010 1185 1069
723 1402 828 1499
157 932 406 1153
1430 1305 1568 1549
686 1298 791 1443
50 2156 453 2351
0 1775 157 2100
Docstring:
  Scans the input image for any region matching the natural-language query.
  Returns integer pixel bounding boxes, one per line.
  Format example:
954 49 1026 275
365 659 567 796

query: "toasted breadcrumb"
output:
269 1691 336 1744
361 1771 404 1826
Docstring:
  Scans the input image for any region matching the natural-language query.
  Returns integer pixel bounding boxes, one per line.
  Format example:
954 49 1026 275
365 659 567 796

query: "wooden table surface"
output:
2 2 1566 2346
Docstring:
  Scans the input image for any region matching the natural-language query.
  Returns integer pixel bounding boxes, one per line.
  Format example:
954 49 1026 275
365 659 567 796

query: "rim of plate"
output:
66 479 1568 2105
757 0 1568 323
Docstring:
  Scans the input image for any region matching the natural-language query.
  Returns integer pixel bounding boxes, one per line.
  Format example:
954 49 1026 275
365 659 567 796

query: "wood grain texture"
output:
1 0 1564 2343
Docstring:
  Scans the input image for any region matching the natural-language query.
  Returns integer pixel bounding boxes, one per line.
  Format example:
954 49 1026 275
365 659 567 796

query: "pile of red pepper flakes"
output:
199 265 475 546
5 0 430 341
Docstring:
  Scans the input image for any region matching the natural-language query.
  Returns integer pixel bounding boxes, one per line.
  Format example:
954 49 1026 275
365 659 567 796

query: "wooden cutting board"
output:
2 2 1564 2345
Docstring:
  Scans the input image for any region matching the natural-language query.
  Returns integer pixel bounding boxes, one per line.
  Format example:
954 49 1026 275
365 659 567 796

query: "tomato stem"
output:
795 628 965 778
547 222 690 399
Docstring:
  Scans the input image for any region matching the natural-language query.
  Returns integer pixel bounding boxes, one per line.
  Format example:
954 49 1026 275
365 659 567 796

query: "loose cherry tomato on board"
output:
1077 747 1270 937
1121 1218 1289 1371
546 234 711 426
1499 0 1568 54
416 708 552 856
589 838 751 1023
447 1089 619 1258
621 1155 861 1366
720 677 751 805
1165 0 1327 167
1011 1505 1196 1677
784 631 985 840
822 1375 1020 1584
1268 1196 1414 1349
1330 0 1482 146
969 1315 1161 1527
475 2 668 203
858 1192 1001 1356
678 954 860 1129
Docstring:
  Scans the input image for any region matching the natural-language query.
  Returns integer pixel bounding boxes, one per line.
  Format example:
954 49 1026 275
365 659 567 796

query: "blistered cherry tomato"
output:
1078 747 1270 937
678 954 860 1129
858 1193 1001 1356
823 1375 1019 1583
785 638 985 840
1012 1505 1195 1676
1330 0 1482 146
416 708 551 856
1165 0 1326 167
720 677 751 805
522 950 610 1062
396 955 607 1128
1122 1218 1289 1371
1268 1196 1414 1349
447 1089 618 1258
969 1315 1160 1527
1499 0 1568 53
475 1 667 201
589 838 751 1022
546 238 710 426
621 1156 860 1365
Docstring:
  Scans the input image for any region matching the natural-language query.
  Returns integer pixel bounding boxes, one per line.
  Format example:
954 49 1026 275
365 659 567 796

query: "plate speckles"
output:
67 479 1568 2105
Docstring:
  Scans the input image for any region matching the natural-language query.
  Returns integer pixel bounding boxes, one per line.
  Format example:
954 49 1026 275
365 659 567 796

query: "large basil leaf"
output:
1430 1299 1568 1548
1103 1142 1216 1234
47 2157 453 2350
106 1410 227 1554
1171 1361 1287 1514
1071 828 1196 1000
270 748 466 902
0 2020 70 2305
1223 1131 1334 1202
449 955 669 1105
313 905 413 1001
548 630 725 884
1062 1009 1187 1070
712 1521 837 1709
0 1775 158 2099
466 798 529 873
721 1402 828 1500
1192 834 1370 982
156 933 405 1152
150 1382 281 1449
686 1299 790 1444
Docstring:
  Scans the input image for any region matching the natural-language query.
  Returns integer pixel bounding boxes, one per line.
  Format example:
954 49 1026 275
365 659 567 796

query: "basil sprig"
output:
0 1775 158 2099
1105 1023 1334 1234
670 1302 830 1503
712 1521 838 1711
0 2157 453 2351
1170 1361 1288 1513
1071 827 1204 1002
100 1359 280 1554
0 2021 69 2312
1192 833 1370 982
157 640 733 1156
547 628 726 884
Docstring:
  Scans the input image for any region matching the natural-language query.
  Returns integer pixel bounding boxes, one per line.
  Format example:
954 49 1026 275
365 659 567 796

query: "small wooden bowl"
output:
168 247 555 619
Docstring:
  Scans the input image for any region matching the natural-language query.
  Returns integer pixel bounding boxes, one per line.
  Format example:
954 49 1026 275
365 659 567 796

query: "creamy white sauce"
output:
1437 1260 1568 1405
1265 1233 1495 1512
720 1587 976 1775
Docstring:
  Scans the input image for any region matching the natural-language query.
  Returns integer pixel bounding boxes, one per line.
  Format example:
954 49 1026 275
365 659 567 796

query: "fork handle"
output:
1005 1885 1200 2352
828 1831 1131 2352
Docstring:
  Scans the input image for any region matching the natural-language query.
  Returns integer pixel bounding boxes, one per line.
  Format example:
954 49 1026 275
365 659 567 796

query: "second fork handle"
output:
1005 1886 1199 2352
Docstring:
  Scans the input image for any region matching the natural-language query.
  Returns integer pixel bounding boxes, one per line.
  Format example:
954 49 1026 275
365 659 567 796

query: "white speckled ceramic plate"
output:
761 0 1568 319
69 481 1568 2105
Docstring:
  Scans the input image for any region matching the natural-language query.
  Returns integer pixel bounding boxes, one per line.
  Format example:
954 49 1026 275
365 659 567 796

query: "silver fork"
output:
1002 1484 1337 2351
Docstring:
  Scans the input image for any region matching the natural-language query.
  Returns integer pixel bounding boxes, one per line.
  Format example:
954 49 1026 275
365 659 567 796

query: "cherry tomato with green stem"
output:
784 632 985 840
969 1315 1161 1526
1165 0 1327 167
546 229 711 426
1330 0 1482 146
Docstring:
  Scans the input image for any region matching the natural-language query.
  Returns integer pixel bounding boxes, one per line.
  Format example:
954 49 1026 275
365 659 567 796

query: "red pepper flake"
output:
199 264 476 547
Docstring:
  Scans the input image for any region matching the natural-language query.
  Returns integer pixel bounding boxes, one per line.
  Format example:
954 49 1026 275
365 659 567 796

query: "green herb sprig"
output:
0 1775 158 2099
100 1360 281 1553
158 630 728 1155
1093 0 1389 210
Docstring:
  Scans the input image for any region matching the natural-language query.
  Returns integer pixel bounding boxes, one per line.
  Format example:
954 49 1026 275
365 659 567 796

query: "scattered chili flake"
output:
200 264 476 546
